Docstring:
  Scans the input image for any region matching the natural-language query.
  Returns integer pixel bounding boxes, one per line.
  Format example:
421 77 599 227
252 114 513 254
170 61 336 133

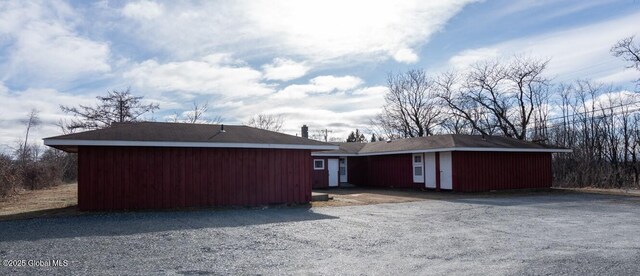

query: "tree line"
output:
370 36 640 188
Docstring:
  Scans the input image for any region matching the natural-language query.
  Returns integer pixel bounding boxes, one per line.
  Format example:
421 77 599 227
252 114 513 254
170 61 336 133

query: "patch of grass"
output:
0 183 79 221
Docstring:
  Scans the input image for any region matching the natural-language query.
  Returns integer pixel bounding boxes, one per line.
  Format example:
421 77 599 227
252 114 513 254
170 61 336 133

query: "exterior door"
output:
328 159 339 187
339 157 348 183
425 152 437 188
412 153 424 183
439 152 453 190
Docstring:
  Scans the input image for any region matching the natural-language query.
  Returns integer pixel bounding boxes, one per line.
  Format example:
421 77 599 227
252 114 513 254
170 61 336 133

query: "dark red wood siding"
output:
344 155 418 188
452 151 552 192
346 156 367 185
77 146 313 211
311 157 329 188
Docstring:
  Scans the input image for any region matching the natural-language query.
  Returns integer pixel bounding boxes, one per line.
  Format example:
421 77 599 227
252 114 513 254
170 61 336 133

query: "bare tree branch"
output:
245 114 285 132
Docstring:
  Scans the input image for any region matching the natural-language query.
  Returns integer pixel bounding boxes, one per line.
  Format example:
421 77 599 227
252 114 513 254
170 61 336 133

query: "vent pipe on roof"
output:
301 125 309 138
220 124 226 133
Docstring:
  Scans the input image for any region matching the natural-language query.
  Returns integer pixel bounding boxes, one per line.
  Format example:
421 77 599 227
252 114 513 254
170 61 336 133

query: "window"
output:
340 167 346 175
414 166 423 176
314 159 325 170
414 155 422 163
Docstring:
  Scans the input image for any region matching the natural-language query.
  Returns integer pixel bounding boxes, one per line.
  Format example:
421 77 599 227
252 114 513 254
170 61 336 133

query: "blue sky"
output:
0 0 639 151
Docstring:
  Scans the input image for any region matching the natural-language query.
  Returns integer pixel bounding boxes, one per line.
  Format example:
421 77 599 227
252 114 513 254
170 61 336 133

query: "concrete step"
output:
311 192 330 201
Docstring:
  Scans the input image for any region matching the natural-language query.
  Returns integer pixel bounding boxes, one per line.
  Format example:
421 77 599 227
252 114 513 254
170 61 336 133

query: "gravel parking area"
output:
1 192 640 275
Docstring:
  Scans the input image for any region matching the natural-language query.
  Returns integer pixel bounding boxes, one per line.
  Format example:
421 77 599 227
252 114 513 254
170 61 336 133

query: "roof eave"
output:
311 147 573 156
43 139 339 151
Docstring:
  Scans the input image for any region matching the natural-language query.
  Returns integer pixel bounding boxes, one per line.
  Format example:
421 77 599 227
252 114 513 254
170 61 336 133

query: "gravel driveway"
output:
1 192 640 275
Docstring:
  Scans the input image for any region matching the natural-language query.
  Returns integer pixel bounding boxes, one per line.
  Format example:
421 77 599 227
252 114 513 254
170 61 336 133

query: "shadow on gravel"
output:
0 206 80 221
0 206 337 242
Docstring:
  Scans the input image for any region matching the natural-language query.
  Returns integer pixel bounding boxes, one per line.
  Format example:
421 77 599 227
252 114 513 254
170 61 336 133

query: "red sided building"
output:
44 122 337 211
311 135 571 191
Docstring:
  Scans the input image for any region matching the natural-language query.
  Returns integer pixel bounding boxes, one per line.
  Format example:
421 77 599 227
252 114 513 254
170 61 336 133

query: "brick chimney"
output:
301 125 309 139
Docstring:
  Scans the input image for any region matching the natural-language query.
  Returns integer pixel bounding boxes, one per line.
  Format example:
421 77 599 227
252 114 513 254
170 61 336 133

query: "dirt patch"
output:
311 187 581 207
311 188 459 207
0 183 79 221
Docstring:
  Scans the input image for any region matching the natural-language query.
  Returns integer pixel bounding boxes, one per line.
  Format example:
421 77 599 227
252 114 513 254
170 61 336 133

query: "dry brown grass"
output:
0 183 78 221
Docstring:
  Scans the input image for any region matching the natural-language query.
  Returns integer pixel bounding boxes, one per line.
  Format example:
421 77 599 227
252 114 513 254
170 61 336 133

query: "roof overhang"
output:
44 139 339 152
312 147 573 157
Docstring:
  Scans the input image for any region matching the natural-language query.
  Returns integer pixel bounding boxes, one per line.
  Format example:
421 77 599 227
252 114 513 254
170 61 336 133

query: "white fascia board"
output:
311 153 358 157
311 147 572 157
356 147 573 156
43 139 339 150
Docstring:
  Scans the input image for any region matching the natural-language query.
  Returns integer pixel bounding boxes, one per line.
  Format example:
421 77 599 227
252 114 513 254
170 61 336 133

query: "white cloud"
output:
447 12 640 84
0 1 110 88
272 75 363 99
122 1 164 20
0 85 95 149
117 0 476 65
262 58 310 81
124 54 274 98
448 48 500 70
216 73 386 140
595 69 639 84
392 48 419 63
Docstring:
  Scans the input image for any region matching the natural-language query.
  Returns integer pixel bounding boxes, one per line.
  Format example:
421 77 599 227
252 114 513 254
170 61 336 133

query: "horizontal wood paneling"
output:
78 146 312 211
452 151 552 192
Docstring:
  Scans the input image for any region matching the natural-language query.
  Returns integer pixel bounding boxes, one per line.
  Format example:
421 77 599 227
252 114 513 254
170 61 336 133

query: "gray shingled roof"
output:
314 135 570 156
44 122 337 152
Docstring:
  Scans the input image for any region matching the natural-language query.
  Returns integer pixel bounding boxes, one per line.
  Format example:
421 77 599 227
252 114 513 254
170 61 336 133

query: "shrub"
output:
0 154 20 197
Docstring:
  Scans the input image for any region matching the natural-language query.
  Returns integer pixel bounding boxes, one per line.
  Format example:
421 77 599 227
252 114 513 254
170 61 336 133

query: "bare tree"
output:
611 36 640 85
186 101 208 123
169 101 223 124
436 57 549 140
61 88 159 131
18 109 41 164
373 69 443 138
245 114 284 132
611 36 640 70
436 72 492 136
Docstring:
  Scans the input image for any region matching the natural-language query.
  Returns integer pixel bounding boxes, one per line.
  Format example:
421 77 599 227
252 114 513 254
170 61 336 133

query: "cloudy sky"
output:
1 0 639 152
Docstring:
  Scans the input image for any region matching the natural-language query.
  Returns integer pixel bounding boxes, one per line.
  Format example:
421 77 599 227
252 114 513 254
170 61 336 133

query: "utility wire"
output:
545 99 640 122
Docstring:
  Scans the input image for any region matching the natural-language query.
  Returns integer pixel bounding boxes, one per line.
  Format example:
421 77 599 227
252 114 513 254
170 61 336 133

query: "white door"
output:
439 152 453 190
425 152 437 188
412 153 424 183
328 159 339 187
339 157 348 183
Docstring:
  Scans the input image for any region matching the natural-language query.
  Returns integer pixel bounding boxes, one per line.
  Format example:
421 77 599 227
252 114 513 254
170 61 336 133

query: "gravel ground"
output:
1 192 640 275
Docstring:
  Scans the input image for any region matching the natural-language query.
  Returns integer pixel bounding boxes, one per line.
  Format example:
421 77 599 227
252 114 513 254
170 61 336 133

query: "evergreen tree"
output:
346 131 357 142
347 129 367 143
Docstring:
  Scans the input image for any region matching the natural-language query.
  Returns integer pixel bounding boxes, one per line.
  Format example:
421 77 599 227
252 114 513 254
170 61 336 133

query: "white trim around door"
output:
412 153 425 183
439 151 453 190
339 157 348 183
328 158 339 187
425 152 437 188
